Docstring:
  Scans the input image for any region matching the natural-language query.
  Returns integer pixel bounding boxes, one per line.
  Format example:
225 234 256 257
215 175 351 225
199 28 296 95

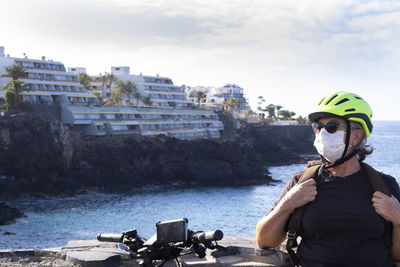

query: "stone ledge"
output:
4 236 399 267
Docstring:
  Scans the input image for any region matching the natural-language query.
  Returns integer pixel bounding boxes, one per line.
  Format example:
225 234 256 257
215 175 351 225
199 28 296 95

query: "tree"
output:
278 109 296 120
99 73 108 97
142 96 152 106
1 64 30 108
93 92 105 105
114 80 125 99
4 91 15 109
1 64 28 80
245 108 255 118
264 104 276 119
231 98 243 112
133 91 142 106
275 105 283 119
223 98 235 112
109 89 122 105
1 80 29 108
124 81 137 100
106 73 118 98
194 91 206 107
106 73 118 88
78 72 91 92
296 115 309 124
114 80 138 104
257 96 265 115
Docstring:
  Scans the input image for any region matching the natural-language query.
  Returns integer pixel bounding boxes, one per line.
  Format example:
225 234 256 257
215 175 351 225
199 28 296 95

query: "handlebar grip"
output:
97 233 123 243
191 230 223 243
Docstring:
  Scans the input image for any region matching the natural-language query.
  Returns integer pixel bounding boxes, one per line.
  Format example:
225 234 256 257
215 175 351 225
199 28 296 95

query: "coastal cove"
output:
0 120 399 250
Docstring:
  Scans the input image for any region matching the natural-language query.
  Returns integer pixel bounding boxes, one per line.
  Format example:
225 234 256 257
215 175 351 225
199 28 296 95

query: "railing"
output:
73 117 221 122
113 126 207 132
24 77 79 83
150 97 188 101
26 88 86 93
145 88 183 93
25 67 66 72
144 80 173 85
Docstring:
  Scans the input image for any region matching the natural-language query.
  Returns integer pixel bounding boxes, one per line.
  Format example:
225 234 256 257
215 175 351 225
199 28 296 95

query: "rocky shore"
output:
0 111 315 223
0 113 315 200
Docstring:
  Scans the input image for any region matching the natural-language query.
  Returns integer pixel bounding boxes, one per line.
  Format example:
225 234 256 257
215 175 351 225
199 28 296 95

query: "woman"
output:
256 91 400 266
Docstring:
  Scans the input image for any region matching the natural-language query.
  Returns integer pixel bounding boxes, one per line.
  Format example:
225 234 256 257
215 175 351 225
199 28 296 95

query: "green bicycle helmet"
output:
308 91 373 137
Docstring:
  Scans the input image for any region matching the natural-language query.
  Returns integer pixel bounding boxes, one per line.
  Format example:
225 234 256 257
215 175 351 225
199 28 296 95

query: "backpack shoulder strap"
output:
361 162 390 196
298 163 321 183
360 162 392 247
286 161 322 266
306 159 323 168
287 162 321 233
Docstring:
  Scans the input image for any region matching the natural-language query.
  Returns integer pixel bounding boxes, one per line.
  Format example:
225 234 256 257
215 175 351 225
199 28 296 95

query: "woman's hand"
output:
372 192 400 225
281 179 318 212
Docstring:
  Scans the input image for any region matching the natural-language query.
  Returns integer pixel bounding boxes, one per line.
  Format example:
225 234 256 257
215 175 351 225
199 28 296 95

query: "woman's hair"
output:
350 121 373 161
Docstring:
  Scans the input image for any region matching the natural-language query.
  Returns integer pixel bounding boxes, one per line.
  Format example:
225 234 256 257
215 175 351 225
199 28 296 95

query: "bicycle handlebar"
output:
97 233 123 243
191 230 223 243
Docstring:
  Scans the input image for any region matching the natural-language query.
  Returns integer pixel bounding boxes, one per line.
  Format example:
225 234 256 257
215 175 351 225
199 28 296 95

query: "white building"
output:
187 83 249 111
87 66 192 108
0 46 224 139
0 47 97 105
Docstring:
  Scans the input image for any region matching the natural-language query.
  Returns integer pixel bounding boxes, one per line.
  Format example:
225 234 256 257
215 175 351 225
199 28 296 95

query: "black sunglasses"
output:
312 121 347 134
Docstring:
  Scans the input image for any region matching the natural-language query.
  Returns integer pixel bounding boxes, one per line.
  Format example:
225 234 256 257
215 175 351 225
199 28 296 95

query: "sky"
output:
1 0 400 120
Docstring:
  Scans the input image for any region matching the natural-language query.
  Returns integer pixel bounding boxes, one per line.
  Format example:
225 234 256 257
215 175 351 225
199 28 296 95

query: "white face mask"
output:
314 129 346 163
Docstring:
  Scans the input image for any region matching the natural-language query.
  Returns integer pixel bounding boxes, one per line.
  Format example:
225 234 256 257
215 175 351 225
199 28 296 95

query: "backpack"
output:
285 161 392 267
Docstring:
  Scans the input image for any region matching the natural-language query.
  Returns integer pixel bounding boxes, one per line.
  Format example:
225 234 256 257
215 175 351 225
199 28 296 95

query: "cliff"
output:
0 112 316 201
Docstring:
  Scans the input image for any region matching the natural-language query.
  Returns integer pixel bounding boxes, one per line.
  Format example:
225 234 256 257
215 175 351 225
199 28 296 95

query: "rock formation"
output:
0 111 315 203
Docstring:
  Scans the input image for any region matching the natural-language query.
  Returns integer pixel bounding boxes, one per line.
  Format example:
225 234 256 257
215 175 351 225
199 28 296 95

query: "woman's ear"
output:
351 129 364 146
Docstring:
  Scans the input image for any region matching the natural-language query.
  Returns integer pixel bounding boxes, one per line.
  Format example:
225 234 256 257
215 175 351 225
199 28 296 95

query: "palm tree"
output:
93 92 105 106
78 72 91 92
99 74 108 98
232 98 243 112
1 80 29 108
133 91 142 106
106 73 118 92
1 64 29 108
194 91 206 107
275 105 283 119
257 96 265 114
1 64 28 80
142 96 152 106
109 89 123 106
222 98 235 112
113 80 126 105
114 80 138 104
124 81 137 100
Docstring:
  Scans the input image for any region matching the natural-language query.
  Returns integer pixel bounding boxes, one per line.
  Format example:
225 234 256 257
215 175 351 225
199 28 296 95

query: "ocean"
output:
0 121 399 249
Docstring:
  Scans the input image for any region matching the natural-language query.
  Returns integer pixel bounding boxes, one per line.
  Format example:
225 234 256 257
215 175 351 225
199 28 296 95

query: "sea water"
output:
0 121 399 249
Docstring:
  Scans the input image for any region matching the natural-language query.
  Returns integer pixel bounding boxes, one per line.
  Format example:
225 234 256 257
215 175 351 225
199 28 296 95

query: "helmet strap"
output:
325 121 356 168
341 120 351 159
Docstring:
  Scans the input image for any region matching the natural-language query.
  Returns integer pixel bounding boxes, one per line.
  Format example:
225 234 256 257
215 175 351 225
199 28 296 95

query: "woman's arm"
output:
391 223 400 260
372 192 400 260
256 179 318 248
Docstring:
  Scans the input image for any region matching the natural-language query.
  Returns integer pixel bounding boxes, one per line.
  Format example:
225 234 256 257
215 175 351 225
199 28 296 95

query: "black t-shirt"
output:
268 166 400 267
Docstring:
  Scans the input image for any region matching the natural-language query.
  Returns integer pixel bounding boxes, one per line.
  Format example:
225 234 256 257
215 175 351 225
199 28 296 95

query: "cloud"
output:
1 0 400 119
